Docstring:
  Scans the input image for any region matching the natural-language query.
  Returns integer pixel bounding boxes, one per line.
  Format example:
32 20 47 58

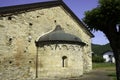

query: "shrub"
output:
92 56 105 63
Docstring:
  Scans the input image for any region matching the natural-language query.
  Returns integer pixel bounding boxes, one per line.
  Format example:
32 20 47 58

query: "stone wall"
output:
36 44 83 78
83 45 92 73
0 6 92 79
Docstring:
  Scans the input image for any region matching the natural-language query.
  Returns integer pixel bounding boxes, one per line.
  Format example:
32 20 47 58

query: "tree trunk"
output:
115 51 120 80
115 31 120 80
103 27 120 80
111 40 120 80
112 46 120 80
109 38 120 80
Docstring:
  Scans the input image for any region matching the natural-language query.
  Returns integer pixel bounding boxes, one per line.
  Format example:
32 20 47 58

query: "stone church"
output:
0 0 94 79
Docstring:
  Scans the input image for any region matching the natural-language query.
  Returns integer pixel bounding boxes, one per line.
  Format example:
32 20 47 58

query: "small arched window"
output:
62 56 68 67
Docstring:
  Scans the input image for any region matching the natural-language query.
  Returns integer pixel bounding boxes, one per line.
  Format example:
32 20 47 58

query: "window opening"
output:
62 56 67 67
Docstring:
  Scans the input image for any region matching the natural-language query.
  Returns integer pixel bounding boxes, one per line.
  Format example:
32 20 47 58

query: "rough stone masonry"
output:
0 1 93 80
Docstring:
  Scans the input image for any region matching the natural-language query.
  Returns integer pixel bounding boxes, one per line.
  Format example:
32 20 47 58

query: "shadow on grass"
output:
108 73 116 80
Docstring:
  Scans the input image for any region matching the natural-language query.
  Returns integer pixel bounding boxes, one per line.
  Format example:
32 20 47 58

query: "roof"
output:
103 51 113 56
0 0 94 37
35 25 85 47
39 25 82 41
103 50 113 55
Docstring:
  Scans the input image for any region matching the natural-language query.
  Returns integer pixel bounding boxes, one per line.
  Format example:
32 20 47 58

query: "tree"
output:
83 0 120 80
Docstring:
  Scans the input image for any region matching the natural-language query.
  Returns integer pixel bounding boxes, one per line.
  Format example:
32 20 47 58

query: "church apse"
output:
34 25 86 78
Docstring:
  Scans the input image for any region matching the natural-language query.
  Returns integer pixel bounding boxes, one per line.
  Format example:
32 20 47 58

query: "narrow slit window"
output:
62 56 68 67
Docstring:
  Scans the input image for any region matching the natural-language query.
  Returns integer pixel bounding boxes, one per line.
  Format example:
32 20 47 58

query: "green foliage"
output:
92 55 105 63
92 43 112 56
83 1 120 79
83 0 120 31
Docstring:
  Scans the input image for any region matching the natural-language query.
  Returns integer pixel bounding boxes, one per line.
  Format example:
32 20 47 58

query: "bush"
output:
92 56 105 63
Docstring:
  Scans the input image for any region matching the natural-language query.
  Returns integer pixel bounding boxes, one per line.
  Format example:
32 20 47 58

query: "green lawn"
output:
93 63 115 69
93 63 116 80
108 73 116 80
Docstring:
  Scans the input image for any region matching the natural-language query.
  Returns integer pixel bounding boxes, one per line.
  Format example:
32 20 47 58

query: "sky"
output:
0 0 109 45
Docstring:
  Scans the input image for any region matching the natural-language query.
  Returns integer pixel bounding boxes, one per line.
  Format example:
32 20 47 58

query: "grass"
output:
93 63 115 69
93 63 116 80
108 73 116 80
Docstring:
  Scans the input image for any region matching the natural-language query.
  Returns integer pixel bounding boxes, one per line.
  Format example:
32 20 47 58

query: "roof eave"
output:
0 1 61 17
35 40 86 47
